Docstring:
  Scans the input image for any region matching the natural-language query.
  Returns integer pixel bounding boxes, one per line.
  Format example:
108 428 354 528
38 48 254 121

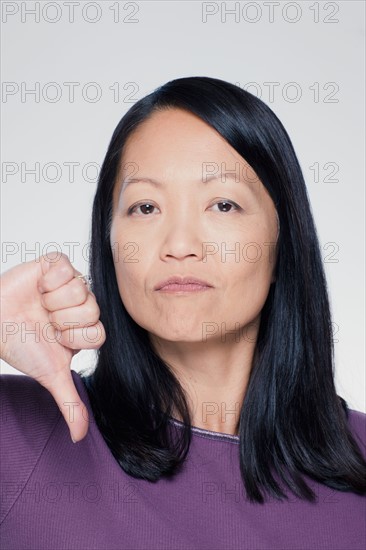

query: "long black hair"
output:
81 76 366 504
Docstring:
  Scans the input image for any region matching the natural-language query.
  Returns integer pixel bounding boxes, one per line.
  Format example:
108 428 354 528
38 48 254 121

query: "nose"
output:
158 207 205 262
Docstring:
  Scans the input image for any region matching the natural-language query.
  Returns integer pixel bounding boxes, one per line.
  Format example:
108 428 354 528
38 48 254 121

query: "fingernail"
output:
71 436 76 443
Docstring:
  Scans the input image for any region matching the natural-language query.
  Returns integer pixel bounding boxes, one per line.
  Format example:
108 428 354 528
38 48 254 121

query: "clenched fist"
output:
0 252 106 442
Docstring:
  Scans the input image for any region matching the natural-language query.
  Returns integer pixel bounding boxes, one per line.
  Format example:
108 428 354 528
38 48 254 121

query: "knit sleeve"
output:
0 373 62 524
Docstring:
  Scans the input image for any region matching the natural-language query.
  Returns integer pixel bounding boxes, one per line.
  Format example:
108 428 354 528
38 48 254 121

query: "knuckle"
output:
58 262 74 279
96 322 107 346
71 281 87 303
84 302 100 323
42 251 60 262
58 252 71 265
91 299 100 317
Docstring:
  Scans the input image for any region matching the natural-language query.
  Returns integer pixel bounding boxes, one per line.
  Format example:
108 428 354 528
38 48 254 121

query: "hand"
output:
0 252 106 442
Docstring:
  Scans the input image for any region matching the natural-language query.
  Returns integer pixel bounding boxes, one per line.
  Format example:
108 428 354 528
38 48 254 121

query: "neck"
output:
149 323 259 436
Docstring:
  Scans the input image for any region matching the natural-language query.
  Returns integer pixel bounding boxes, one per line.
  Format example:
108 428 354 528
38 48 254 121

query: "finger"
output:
49 293 100 328
41 276 89 312
57 321 106 350
38 252 81 293
42 368 89 442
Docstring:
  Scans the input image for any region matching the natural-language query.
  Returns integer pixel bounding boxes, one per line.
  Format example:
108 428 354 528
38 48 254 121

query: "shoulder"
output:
0 369 85 422
346 408 366 458
0 371 64 470
0 372 62 434
347 407 366 432
0 369 89 460
0 370 88 523
0 369 89 437
0 371 81 523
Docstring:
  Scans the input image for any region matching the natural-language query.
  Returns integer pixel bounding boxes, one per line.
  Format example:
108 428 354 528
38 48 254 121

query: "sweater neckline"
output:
167 416 240 443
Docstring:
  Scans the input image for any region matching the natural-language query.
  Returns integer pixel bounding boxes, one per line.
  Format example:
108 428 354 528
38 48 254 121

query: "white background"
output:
1 0 365 412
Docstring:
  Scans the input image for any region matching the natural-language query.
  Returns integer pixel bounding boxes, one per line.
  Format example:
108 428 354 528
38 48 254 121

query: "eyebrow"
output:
120 172 257 195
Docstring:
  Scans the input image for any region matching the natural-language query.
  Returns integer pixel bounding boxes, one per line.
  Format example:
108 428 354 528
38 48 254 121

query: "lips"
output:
154 276 213 291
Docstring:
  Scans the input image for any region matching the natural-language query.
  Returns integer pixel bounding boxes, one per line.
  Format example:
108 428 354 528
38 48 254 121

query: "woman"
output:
1 76 365 549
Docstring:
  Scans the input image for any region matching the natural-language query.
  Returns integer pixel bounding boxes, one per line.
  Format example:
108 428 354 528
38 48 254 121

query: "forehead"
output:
126 109 233 156
113 108 261 200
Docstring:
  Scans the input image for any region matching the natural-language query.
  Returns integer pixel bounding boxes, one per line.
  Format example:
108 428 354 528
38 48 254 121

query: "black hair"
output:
80 76 366 504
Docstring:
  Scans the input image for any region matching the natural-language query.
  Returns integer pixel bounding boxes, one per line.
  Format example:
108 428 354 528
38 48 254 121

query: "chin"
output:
148 327 204 344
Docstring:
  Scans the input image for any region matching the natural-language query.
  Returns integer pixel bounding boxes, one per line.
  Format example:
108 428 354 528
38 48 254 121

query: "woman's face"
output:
110 108 279 345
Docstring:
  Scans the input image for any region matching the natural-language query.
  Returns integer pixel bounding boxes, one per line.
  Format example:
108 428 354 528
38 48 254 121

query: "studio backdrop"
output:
1 0 365 412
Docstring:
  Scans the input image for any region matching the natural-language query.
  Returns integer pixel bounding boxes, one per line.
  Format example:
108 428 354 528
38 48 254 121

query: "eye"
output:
127 203 158 216
211 200 241 213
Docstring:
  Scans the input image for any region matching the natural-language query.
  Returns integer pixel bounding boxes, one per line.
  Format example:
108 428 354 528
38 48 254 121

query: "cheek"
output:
111 224 142 286
115 262 143 308
111 219 158 319
220 222 275 274
226 240 274 305
112 241 156 327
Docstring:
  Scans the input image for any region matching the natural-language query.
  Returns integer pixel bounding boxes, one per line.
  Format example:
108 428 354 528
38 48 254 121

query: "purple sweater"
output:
1 369 365 550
